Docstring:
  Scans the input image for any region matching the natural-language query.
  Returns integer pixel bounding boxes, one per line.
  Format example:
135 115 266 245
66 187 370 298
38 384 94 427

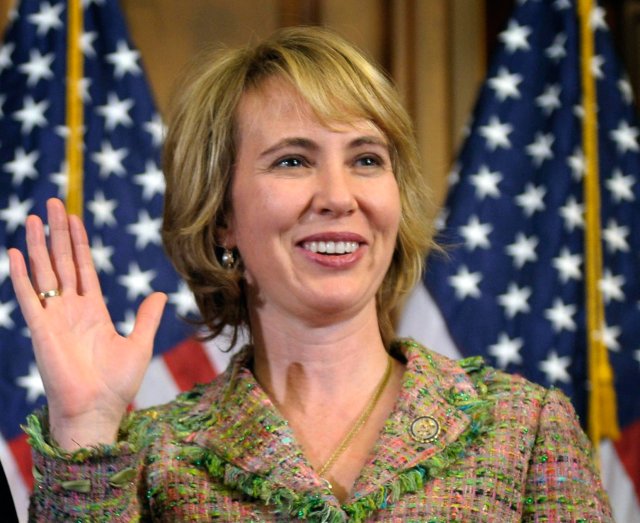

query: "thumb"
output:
129 292 167 349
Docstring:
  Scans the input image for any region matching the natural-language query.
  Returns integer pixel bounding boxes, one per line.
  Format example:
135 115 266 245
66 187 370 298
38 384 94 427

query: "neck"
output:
250 302 390 413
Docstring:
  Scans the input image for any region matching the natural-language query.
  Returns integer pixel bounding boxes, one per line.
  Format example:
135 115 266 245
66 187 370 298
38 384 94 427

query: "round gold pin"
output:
409 416 440 443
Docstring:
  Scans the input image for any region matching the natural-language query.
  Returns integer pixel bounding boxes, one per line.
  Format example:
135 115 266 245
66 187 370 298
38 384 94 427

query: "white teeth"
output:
303 241 359 254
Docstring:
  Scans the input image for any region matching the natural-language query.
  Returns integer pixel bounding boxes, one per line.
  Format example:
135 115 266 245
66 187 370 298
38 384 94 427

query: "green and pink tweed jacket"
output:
25 340 612 522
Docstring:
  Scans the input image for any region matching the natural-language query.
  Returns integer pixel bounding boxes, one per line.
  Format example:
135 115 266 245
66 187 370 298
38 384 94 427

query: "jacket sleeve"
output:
522 387 614 522
25 410 150 522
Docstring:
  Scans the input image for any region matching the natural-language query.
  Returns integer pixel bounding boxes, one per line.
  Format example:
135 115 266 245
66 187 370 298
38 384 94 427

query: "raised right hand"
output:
9 198 167 450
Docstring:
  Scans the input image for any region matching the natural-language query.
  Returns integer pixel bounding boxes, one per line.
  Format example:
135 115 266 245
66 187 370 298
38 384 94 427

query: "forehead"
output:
235 76 386 145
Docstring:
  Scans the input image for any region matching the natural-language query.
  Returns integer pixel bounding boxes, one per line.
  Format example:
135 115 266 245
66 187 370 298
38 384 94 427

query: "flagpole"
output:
577 0 619 450
65 0 84 217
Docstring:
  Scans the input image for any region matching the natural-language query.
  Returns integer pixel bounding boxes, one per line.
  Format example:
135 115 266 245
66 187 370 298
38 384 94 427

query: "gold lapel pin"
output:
409 416 440 443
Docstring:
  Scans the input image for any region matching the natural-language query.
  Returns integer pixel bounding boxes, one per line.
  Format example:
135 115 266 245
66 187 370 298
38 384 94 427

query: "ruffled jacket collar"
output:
174 340 491 521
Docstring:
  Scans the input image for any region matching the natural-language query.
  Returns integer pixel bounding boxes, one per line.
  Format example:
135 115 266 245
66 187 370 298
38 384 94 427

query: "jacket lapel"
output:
190 348 337 502
348 340 482 501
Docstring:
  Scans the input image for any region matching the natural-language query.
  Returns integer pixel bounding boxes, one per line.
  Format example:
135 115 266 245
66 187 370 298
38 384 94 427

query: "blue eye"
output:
275 156 305 168
355 155 382 167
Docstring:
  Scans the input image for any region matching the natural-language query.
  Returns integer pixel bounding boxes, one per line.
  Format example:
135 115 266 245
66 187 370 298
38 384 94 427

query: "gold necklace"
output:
317 356 393 477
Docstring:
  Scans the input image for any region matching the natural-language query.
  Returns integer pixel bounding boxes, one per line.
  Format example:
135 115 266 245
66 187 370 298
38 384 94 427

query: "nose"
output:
311 161 357 216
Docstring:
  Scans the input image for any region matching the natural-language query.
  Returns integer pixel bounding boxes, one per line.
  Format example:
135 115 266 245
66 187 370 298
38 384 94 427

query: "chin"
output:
299 287 378 318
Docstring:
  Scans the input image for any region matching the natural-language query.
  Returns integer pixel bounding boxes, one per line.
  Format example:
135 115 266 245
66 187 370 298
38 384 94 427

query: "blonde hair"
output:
162 26 437 347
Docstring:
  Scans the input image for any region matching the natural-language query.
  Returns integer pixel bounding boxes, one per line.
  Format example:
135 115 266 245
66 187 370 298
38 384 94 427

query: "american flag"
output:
398 0 640 521
0 1 232 519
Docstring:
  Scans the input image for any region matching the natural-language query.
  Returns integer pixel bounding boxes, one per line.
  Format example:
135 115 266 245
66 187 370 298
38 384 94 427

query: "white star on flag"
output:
539 350 572 384
18 49 54 86
536 84 562 115
606 169 635 202
80 31 98 57
50 161 68 198
0 195 33 233
515 183 546 216
459 215 492 250
590 6 608 31
545 33 567 62
91 236 115 273
106 40 141 78
602 219 630 253
599 270 625 303
552 247 582 283
488 67 522 101
27 1 64 36
3 147 39 185
479 116 513 150
169 281 199 317
601 323 622 352
567 147 585 180
134 161 165 200
488 333 523 369
91 141 128 177
545 298 577 332
449 266 482 300
526 132 555 166
15 363 45 403
13 96 49 134
505 232 538 268
591 55 605 79
0 299 17 329
79 77 92 102
117 263 157 301
87 190 118 227
126 210 162 250
0 42 14 73
609 120 639 153
559 196 584 231
498 282 531 318
144 114 166 146
96 92 134 131
499 20 531 52
469 165 502 199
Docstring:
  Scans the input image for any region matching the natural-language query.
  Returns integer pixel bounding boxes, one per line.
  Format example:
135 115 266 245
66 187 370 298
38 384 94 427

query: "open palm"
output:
9 199 166 449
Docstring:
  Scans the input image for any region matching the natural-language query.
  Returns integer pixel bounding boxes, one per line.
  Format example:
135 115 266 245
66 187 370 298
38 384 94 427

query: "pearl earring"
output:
221 248 235 269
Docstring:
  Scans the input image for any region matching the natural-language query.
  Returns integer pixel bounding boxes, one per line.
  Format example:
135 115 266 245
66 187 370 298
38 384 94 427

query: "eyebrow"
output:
258 135 389 159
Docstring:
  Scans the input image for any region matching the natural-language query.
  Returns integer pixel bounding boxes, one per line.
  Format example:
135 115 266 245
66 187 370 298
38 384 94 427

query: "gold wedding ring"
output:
38 289 61 300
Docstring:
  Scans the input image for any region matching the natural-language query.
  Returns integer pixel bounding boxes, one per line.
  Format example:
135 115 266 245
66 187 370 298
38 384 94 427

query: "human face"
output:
225 77 401 327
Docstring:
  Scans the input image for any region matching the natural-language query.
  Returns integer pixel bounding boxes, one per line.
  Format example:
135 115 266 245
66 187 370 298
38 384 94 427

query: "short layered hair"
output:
162 26 438 347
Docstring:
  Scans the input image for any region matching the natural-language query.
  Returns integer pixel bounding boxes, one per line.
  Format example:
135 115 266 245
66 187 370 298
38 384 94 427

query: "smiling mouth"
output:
302 241 360 254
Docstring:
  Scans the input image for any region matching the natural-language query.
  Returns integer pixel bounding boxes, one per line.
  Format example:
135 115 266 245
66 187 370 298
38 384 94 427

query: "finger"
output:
68 214 102 296
9 248 45 326
25 214 60 302
128 292 167 351
47 198 78 294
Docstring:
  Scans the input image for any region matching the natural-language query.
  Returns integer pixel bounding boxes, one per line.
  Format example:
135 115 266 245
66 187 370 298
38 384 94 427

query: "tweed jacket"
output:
26 339 612 522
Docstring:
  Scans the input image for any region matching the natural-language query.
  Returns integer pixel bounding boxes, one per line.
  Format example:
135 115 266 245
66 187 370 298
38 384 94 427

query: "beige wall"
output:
0 0 486 206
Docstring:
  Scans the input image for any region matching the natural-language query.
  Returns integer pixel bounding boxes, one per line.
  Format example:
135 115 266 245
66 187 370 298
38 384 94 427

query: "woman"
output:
9 27 612 521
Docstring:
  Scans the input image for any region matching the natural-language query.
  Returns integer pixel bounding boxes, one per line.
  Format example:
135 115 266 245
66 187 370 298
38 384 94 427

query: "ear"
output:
216 218 236 249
